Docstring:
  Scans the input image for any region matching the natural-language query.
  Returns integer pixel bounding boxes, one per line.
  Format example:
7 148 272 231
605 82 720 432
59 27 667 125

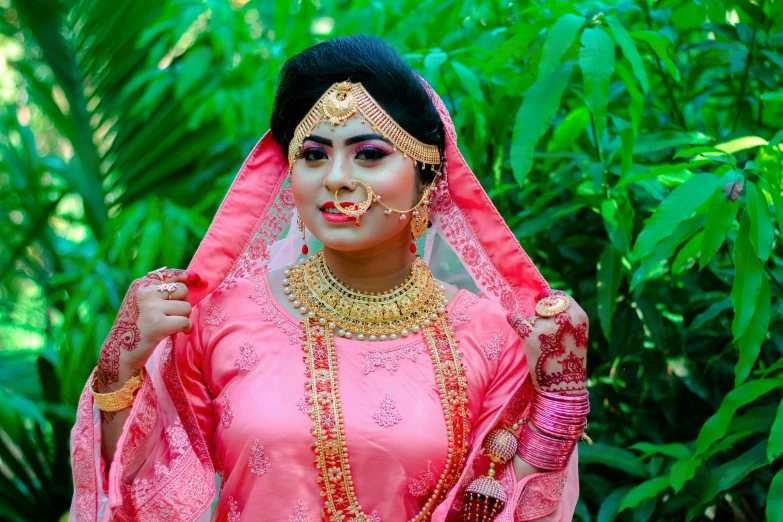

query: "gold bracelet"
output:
91 369 144 412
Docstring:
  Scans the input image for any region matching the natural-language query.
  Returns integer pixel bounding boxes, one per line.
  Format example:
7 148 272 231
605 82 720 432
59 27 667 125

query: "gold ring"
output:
158 282 178 299
534 293 570 318
148 267 168 283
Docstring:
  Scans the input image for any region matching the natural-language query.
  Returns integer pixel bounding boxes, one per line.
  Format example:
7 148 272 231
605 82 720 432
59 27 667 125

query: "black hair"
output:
271 34 444 183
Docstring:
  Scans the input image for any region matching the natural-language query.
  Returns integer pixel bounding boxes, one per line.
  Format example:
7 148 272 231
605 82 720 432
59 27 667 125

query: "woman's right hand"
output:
94 268 203 393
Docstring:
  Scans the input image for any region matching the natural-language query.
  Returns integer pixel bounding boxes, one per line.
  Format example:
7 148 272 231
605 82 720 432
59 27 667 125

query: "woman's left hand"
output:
507 290 589 394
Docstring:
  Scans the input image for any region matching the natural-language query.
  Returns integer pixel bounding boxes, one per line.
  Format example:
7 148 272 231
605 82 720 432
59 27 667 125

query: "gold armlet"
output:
91 369 144 412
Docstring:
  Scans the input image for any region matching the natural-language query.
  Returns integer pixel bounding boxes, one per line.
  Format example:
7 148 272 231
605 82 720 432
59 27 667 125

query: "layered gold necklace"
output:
283 251 448 341
285 252 470 521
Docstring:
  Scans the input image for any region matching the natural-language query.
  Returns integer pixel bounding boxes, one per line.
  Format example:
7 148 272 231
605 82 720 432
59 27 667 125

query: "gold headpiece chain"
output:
288 81 442 171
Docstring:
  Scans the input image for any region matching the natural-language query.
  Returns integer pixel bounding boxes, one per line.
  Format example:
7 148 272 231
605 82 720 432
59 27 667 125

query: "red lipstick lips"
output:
320 201 357 209
319 201 357 224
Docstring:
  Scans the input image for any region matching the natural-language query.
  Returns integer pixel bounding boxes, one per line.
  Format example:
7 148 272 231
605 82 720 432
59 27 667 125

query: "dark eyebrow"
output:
304 135 332 146
344 133 392 146
304 133 392 147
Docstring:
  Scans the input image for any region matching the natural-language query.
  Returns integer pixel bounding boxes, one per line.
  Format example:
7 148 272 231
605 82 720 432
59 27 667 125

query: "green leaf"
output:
618 476 669 512
759 176 783 235
746 182 774 262
670 458 699 492
768 397 783 463
547 107 590 153
539 14 584 79
601 196 635 253
700 176 740 269
735 276 770 386
686 440 770 521
672 230 703 274
633 131 711 155
691 297 732 329
274 0 290 37
694 378 782 457
606 16 648 93
731 209 764 339
630 31 680 81
598 486 633 522
510 62 574 185
450 61 484 101
631 174 721 260
761 50 783 71
174 46 213 99
579 443 647 477
715 136 768 154
424 49 448 75
615 62 643 132
134 201 162 275
768 468 783 522
514 202 585 237
631 215 704 290
674 145 735 160
597 245 623 339
574 498 591 522
632 498 656 522
579 27 616 140
757 148 783 231
761 91 783 101
629 442 692 460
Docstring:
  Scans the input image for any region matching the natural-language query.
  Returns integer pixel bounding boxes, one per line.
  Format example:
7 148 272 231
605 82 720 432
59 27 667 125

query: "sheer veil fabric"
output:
69 78 578 521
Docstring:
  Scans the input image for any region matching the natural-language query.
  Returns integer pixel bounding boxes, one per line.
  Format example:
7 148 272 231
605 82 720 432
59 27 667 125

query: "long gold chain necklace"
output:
285 254 470 521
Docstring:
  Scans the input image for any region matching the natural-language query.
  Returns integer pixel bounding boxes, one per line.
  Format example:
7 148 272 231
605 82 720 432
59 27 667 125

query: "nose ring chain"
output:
333 172 441 228
333 180 376 227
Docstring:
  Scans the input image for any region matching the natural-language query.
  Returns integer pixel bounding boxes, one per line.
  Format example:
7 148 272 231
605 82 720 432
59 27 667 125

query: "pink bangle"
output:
515 389 589 470
516 426 576 470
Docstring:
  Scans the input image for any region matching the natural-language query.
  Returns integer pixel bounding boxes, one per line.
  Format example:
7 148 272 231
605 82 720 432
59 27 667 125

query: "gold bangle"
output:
91 369 144 412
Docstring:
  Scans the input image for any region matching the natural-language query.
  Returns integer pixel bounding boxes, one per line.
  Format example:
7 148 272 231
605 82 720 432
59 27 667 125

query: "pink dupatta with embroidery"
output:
69 80 579 521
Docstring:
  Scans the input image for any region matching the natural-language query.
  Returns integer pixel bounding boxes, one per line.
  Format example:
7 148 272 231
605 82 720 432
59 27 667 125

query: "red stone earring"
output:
297 214 308 255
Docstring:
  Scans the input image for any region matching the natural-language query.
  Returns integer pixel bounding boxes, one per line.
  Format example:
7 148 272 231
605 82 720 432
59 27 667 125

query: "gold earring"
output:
297 213 308 255
410 205 429 254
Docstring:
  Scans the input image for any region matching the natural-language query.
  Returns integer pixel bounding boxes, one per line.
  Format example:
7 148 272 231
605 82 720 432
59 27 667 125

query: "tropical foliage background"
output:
1 0 782 520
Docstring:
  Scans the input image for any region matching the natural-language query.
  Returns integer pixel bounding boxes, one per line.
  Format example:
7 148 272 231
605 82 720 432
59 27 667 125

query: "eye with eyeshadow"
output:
297 146 328 162
355 145 392 162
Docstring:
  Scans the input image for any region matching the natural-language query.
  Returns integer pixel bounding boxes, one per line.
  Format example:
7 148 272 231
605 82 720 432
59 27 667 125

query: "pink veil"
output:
187 79 547 312
69 80 576 522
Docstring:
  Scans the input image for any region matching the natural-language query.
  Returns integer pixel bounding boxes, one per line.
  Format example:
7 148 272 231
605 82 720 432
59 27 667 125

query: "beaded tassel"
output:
459 427 516 521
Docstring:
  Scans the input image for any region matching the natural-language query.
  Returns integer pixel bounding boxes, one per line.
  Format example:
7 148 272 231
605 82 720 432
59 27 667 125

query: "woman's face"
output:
291 116 421 253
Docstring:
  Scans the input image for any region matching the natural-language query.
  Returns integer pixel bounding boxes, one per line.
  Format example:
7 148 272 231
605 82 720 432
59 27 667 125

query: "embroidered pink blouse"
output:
79 274 579 521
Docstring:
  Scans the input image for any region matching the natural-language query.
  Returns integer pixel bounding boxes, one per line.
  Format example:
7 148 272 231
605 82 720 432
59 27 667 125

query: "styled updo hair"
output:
271 34 444 183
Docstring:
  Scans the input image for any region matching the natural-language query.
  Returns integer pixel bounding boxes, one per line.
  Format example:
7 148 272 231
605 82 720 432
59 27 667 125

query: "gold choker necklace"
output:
282 251 449 341
284 254 470 521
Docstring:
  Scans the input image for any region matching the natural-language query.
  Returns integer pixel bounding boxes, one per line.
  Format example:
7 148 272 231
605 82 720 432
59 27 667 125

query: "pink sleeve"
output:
432 315 579 521
484 333 579 521
69 305 216 522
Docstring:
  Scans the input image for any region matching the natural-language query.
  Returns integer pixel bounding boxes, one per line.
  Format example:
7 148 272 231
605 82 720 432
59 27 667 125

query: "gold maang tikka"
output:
287 81 442 172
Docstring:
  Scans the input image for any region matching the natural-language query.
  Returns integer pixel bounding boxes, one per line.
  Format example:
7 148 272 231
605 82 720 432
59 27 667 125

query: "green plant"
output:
1 0 781 520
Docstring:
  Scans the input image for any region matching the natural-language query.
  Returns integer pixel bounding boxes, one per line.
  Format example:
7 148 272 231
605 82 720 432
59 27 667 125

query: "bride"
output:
70 34 589 522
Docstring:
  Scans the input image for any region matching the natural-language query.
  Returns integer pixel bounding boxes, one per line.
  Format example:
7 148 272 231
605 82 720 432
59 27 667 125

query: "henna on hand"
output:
94 276 156 393
508 295 589 394
94 269 198 392
535 312 588 392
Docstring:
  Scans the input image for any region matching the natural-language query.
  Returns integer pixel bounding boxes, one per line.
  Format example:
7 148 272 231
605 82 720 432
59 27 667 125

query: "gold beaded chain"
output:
287 255 470 521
